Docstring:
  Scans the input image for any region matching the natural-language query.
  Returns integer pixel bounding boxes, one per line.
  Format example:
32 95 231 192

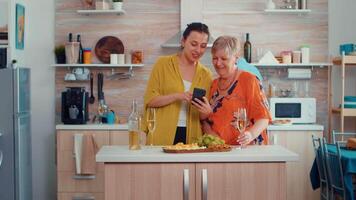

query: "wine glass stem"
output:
150 131 153 146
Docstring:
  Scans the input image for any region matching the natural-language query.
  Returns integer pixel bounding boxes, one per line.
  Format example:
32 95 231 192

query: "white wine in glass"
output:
147 108 156 146
235 108 247 147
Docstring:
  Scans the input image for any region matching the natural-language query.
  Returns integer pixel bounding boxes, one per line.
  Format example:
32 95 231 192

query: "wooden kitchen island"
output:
96 145 298 200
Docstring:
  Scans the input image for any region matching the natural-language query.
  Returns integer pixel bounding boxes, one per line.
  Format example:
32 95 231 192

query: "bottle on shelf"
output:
244 33 252 63
68 33 73 42
128 99 141 150
77 34 84 64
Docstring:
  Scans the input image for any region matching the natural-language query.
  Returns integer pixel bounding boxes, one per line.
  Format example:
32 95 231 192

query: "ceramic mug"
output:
107 110 116 124
65 73 76 81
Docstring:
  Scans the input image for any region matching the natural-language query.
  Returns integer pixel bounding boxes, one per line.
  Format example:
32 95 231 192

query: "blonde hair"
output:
211 36 241 58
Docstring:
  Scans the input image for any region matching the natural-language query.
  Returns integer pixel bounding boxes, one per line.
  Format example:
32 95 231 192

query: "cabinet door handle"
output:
202 169 208 200
72 195 95 200
72 175 96 180
0 150 3 168
183 169 189 200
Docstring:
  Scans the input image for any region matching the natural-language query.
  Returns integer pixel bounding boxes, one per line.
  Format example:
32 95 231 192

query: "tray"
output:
162 147 232 153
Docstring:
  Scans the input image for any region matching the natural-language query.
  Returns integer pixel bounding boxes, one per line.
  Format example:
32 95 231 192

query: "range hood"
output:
161 0 214 48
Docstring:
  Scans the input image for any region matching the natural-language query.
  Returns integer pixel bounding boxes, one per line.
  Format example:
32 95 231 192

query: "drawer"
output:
58 171 104 193
57 130 109 152
58 192 104 200
57 150 104 172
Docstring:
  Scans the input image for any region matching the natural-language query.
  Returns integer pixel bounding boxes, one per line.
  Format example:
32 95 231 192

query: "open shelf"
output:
264 9 311 14
77 9 126 15
331 108 356 116
53 64 143 68
252 62 331 68
333 55 356 65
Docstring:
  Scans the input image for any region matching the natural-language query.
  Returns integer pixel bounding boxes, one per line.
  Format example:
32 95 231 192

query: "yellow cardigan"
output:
143 54 212 145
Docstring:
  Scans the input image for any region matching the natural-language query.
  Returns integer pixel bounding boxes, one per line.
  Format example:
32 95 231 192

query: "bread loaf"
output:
346 138 356 150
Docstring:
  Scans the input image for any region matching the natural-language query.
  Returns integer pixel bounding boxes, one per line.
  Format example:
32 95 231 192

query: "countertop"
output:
267 124 324 131
56 123 128 130
56 123 323 131
96 145 299 163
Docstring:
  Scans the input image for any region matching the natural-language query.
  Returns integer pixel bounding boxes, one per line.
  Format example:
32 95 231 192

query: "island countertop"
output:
96 145 298 163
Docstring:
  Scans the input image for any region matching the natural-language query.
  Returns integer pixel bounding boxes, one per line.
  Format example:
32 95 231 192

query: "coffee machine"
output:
61 87 89 124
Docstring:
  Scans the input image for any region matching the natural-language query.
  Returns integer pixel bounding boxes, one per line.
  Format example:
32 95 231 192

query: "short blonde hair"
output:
211 36 241 58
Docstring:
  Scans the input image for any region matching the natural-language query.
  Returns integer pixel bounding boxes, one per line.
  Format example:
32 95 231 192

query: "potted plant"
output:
112 0 123 10
54 45 66 64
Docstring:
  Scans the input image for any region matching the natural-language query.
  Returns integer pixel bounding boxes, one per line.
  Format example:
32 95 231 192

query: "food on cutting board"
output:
197 134 225 147
163 143 206 150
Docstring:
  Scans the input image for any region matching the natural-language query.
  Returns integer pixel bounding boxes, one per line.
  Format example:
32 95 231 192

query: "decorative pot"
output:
56 54 66 64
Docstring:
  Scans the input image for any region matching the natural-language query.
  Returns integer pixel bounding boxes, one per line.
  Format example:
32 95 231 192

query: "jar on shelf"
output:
300 45 310 64
281 51 292 64
83 48 92 64
131 50 143 64
292 51 301 63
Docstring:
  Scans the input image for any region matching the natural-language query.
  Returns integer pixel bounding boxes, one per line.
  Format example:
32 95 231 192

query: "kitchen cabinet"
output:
268 130 323 200
56 129 129 200
104 162 286 200
330 55 356 133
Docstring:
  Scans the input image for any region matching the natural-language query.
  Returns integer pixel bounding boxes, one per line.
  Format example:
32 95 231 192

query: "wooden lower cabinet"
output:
104 162 286 200
57 130 128 200
195 163 286 200
268 130 323 200
105 163 196 200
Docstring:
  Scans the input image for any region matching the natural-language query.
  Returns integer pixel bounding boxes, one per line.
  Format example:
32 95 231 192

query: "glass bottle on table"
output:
128 99 141 150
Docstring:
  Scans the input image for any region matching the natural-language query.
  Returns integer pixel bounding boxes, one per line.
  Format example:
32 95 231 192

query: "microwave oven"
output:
269 97 316 124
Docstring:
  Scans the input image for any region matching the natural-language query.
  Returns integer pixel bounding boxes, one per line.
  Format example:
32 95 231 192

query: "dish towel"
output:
74 134 83 174
81 134 99 175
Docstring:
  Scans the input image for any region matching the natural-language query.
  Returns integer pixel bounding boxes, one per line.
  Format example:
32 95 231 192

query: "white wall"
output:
8 0 56 199
329 0 356 132
0 1 8 27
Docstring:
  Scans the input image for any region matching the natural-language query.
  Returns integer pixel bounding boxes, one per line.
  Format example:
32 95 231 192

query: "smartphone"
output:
192 88 206 104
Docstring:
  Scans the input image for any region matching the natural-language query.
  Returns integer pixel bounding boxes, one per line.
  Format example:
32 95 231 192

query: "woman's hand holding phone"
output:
192 96 213 119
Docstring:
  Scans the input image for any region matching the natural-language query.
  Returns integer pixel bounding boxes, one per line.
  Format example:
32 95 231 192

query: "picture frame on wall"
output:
15 4 25 50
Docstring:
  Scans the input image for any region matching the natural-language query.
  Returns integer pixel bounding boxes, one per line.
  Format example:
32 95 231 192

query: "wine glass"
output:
147 108 156 146
235 108 247 148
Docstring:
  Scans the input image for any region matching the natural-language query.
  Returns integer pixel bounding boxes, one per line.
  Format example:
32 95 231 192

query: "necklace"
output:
218 69 237 91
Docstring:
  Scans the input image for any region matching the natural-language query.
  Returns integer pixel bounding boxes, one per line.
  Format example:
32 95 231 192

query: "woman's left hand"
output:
191 97 213 118
237 131 253 147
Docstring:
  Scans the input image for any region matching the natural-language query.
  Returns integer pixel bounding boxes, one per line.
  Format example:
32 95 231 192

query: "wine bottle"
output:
77 34 84 64
244 33 252 63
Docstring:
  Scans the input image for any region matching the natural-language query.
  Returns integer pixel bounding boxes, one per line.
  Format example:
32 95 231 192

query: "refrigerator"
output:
0 67 32 200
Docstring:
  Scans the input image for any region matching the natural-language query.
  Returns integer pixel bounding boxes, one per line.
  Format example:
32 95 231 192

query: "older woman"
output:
143 22 213 145
193 36 271 146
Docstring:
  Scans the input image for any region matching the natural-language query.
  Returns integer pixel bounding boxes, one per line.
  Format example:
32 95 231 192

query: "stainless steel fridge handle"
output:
0 132 3 137
0 150 3 168
183 169 189 200
72 195 95 200
72 175 96 180
202 169 208 200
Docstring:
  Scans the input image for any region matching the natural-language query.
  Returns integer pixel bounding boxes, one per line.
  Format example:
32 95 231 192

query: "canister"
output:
83 48 92 64
281 51 292 64
301 45 310 63
292 51 301 63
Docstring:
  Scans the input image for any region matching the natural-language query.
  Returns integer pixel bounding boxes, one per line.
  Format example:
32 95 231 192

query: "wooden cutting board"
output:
162 147 232 153
94 36 124 63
